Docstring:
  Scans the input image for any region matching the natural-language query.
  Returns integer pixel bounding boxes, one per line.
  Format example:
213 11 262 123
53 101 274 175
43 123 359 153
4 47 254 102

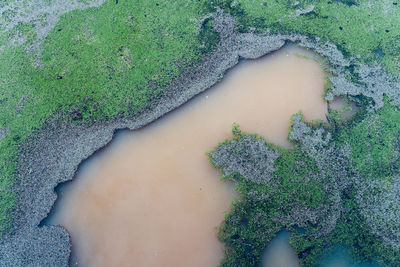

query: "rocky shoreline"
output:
1 11 399 266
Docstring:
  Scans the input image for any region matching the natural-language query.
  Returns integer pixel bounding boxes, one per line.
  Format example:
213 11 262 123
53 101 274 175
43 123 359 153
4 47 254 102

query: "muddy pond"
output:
46 46 332 266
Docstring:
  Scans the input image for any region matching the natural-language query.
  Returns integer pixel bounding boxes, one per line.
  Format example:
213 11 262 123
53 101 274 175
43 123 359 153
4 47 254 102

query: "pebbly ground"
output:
1 10 399 266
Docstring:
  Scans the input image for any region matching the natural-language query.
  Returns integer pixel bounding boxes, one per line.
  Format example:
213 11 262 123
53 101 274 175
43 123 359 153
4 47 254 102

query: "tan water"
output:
48 46 328 267
330 96 359 119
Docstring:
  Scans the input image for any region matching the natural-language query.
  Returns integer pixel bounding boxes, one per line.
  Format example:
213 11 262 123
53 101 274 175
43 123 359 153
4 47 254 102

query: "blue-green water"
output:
319 246 381 267
262 231 299 267
262 231 382 267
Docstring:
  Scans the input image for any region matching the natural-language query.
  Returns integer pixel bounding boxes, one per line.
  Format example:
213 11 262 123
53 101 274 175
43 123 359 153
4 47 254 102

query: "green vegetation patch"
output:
209 124 341 266
217 0 400 77
337 99 400 181
210 102 400 266
290 195 400 267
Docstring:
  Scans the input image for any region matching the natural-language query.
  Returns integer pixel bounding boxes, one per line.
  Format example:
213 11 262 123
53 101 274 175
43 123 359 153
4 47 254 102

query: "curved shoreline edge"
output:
1 11 399 266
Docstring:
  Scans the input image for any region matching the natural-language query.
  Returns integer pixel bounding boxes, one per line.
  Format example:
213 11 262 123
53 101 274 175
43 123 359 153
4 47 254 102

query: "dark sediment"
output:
1 11 399 266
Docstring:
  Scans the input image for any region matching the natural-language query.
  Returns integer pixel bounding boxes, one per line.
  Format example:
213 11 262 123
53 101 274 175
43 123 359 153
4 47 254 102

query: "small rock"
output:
71 110 82 121
0 127 7 141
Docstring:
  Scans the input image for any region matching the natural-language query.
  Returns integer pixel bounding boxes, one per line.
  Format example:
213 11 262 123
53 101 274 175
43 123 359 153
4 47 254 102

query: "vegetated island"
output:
0 0 400 266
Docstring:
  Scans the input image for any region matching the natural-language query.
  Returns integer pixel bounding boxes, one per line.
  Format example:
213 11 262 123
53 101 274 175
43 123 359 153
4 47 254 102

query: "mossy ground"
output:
291 100 400 266
217 0 400 77
337 99 400 182
212 134 330 266
210 100 400 266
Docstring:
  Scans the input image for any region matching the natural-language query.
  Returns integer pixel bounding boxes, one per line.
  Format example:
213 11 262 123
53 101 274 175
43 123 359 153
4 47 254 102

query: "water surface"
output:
262 230 300 267
330 96 359 119
47 46 328 266
320 246 381 267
